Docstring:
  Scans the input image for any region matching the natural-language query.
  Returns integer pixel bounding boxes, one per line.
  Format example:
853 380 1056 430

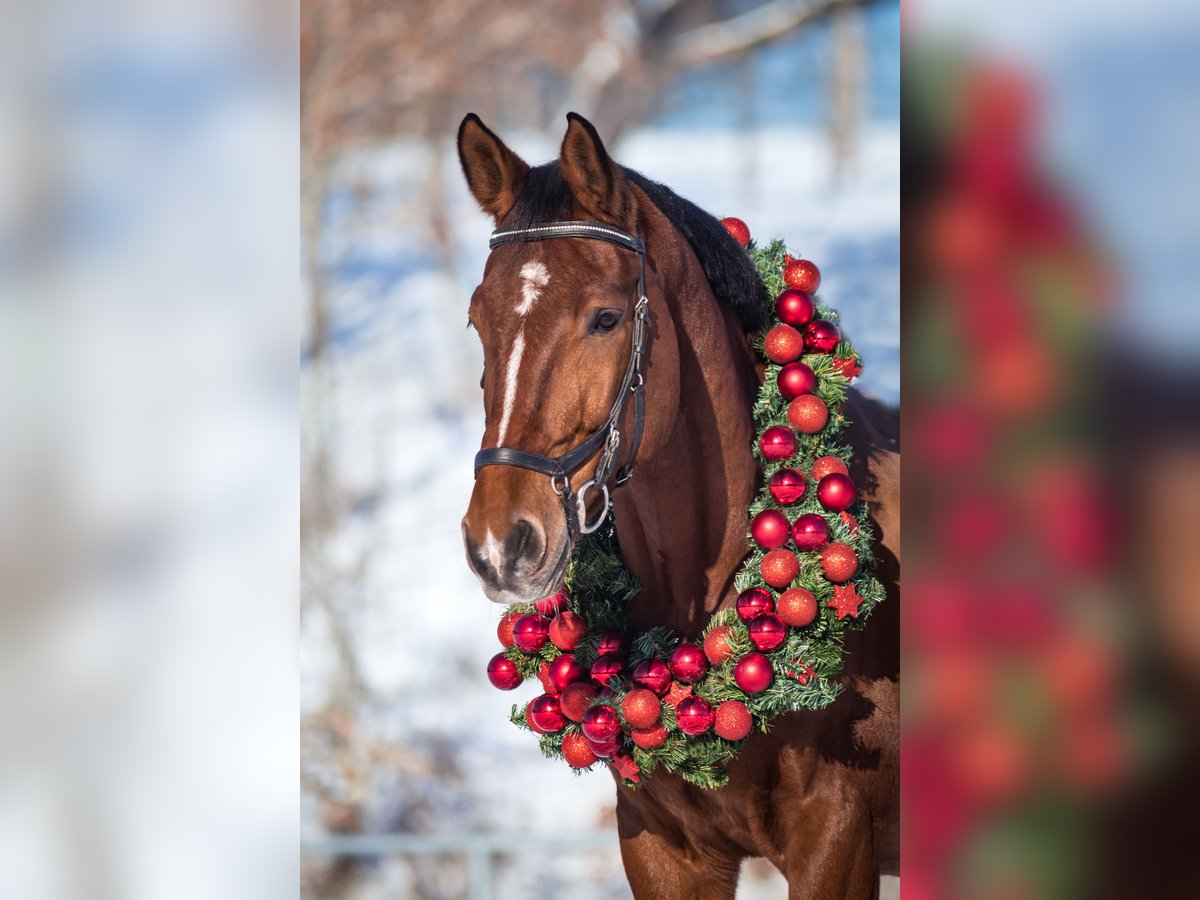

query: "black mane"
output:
507 163 767 333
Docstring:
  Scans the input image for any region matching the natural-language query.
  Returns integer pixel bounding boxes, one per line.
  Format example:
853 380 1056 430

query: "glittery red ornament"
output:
788 394 829 434
803 319 840 354
497 611 521 648
821 542 859 583
512 614 550 653
562 731 598 768
777 361 817 401
833 356 862 380
734 652 775 693
751 509 791 550
704 625 735 665
749 613 788 652
548 654 587 693
736 586 775 622
675 697 715 735
549 611 587 651
827 582 864 620
669 642 709 684
486 653 522 690
631 658 672 696
714 700 753 740
621 688 662 729
760 425 797 462
769 468 806 505
790 513 830 551
776 588 818 627
775 288 815 327
529 694 565 733
559 681 598 722
534 587 569 615
720 216 751 247
811 455 849 482
590 653 626 687
760 548 800 589
783 256 821 293
817 473 857 512
581 704 621 742
664 682 694 707
763 324 804 364
595 631 628 658
631 723 669 750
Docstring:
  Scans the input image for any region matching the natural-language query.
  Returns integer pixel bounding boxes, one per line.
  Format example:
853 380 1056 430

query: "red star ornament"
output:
827 583 864 620
611 752 641 783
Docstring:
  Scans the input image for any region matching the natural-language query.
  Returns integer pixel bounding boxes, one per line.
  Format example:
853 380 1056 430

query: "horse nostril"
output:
507 517 545 572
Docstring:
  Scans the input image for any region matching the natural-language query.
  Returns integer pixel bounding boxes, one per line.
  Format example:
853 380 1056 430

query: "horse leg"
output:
615 798 740 900
783 792 879 900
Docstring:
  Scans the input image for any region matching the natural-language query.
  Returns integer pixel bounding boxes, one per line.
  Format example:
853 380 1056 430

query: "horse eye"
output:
591 309 622 334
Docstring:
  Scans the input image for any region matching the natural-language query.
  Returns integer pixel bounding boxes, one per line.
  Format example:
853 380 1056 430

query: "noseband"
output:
473 221 650 537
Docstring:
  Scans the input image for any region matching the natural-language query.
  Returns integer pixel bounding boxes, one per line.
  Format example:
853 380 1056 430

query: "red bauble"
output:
777 361 817 401
751 509 791 550
631 723 669 750
776 588 818 627
704 625 735 665
764 325 804 364
562 732 599 768
788 394 829 434
590 653 626 687
524 701 546 734
720 216 751 247
534 588 569 615
748 613 788 652
595 631 628 657
548 654 587 693
817 473 857 512
621 689 662 729
586 735 621 758
734 652 775 693
512 614 550 653
759 425 797 462
736 586 775 622
840 511 860 535
486 653 522 690
783 256 821 293
675 697 715 735
528 694 565 733
775 288 815 327
833 355 862 380
820 542 859 583
631 658 672 696
769 468 806 505
669 643 710 684
791 513 830 551
803 319 841 354
811 455 849 481
714 700 753 741
560 681 598 722
581 704 621 742
760 548 800 589
497 610 521 648
549 611 587 651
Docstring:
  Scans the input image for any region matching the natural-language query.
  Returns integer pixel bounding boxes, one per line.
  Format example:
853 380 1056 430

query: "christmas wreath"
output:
484 219 886 789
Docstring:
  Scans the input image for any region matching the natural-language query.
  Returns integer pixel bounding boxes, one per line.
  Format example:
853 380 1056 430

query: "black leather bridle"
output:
473 220 650 537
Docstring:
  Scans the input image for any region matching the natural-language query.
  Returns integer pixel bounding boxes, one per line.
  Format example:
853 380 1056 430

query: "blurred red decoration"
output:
704 625 735 664
751 509 791 549
817 473 857 511
760 548 800 588
586 735 621 758
548 654 587 693
803 319 840 354
621 688 661 729
777 361 817 400
760 425 797 461
611 752 641 783
715 701 753 741
768 468 806 505
534 587 569 615
559 681 597 722
595 631 627 657
669 642 710 683
549 610 588 651
486 653 522 690
776 588 818 627
734 653 775 693
788 394 829 434
631 658 672 696
720 216 750 247
764 324 805 364
536 660 557 695
512 614 550 653
749 613 788 652
675 697 715 735
820 542 859 583
791 513 830 550
783 256 821 293
528 694 566 733
737 586 775 622
581 704 620 742
832 355 862 379
590 653 626 687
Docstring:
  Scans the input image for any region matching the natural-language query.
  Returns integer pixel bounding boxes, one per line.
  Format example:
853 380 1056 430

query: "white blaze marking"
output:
483 528 504 572
496 329 525 444
516 261 549 315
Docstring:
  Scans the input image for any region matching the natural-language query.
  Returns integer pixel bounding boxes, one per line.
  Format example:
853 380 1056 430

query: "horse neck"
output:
611 199 760 639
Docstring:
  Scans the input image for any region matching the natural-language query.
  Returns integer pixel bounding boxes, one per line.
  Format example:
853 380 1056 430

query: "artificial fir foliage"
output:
489 225 886 790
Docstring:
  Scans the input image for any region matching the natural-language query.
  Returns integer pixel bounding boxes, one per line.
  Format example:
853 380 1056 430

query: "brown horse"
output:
457 111 899 899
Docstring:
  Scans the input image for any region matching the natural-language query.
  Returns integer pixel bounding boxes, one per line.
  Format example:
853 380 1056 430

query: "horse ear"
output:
457 113 529 223
559 112 625 220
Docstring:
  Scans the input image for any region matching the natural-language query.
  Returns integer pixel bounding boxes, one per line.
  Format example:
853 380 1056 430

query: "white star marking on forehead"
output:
516 262 549 316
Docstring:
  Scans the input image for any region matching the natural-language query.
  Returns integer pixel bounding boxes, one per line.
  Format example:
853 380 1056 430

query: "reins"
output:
473 221 650 537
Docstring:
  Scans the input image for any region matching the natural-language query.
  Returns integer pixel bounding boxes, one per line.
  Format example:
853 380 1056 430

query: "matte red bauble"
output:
621 689 662 729
528 694 565 733
548 654 587 693
714 701 753 741
763 324 804 364
581 704 621 742
734 652 775 693
536 661 556 695
704 625 735 664
783 257 821 293
769 468 806 505
788 394 829 434
777 361 817 400
590 653 626 687
760 426 797 462
750 509 791 550
791 513 830 550
669 643 710 684
720 216 751 247
775 288 815 327
631 723 669 750
749 613 788 652
534 588 569 615
817 472 857 512
562 732 599 768
760 548 800 588
512 614 550 653
811 455 849 481
497 610 521 648
675 697 715 735
821 542 859 583
486 653 522 690
549 610 587 651
736 586 775 622
776 587 818 627
595 631 628 657
804 319 841 354
559 681 597 722
631 658 672 696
